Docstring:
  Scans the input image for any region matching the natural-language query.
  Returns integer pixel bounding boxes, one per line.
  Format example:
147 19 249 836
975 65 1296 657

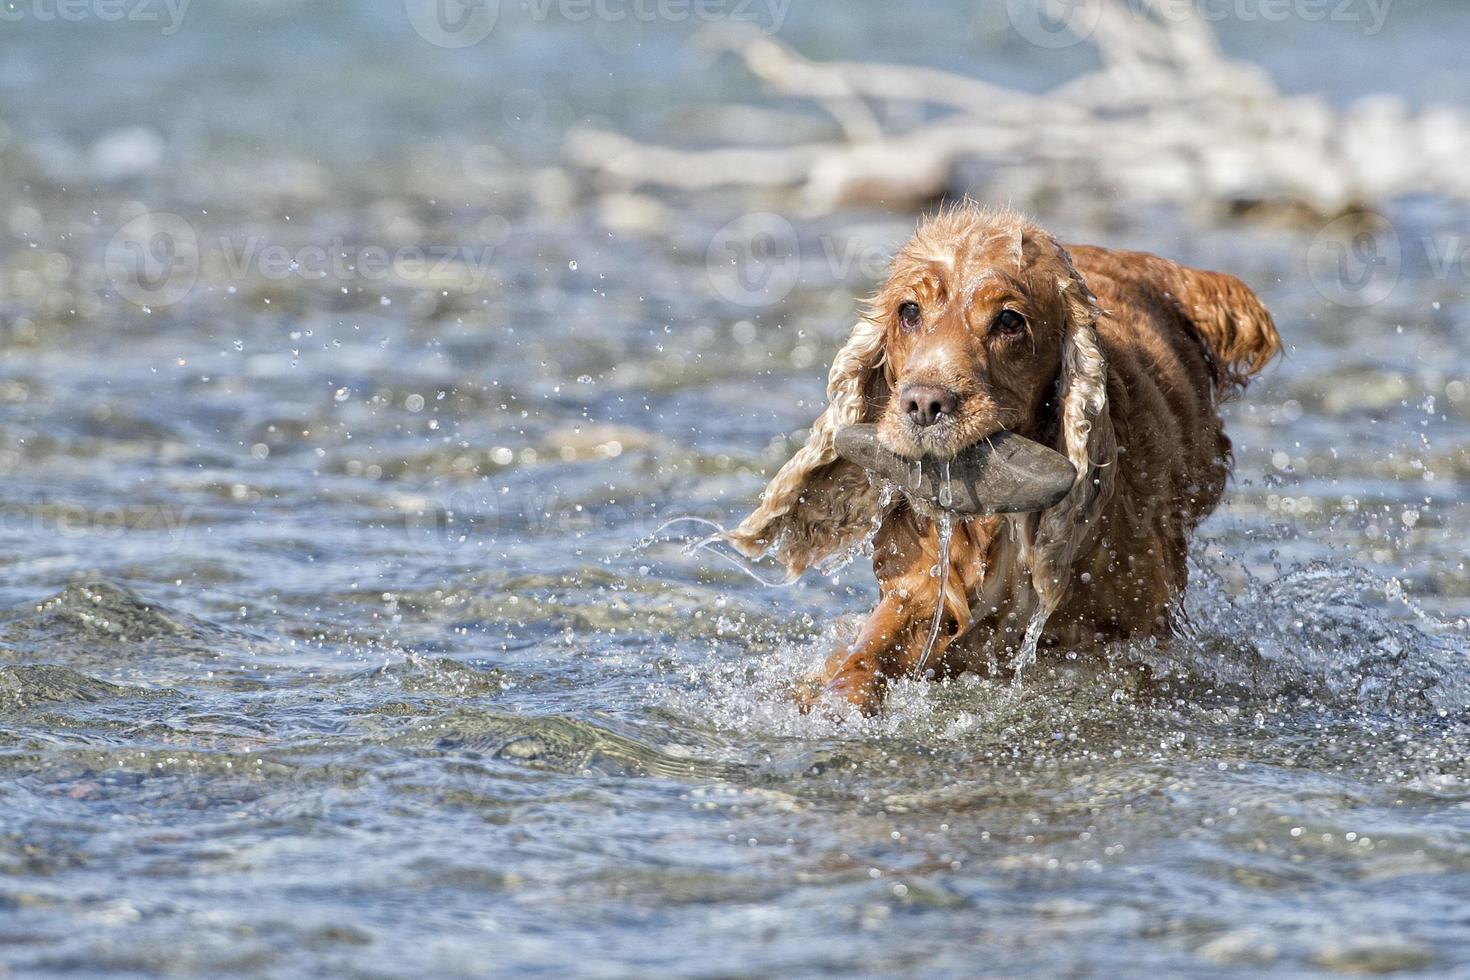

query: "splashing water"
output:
912 510 954 680
630 517 799 588
1009 603 1051 686
937 457 954 509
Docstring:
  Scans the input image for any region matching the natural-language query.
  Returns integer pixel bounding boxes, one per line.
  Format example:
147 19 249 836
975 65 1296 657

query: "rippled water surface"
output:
3 4 1470 976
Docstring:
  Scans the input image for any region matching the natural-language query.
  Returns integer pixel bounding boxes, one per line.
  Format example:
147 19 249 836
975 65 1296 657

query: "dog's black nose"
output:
899 384 959 427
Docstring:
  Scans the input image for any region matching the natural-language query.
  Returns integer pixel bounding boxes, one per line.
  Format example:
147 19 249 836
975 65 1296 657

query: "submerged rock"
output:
0 664 154 710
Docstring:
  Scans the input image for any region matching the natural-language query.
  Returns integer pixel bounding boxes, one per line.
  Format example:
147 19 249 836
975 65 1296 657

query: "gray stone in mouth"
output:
834 424 1076 515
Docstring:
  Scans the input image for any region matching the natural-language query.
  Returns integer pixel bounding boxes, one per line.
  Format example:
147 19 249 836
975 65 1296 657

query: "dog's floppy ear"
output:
724 319 890 578
1053 252 1111 502
1174 267 1281 396
1030 250 1117 609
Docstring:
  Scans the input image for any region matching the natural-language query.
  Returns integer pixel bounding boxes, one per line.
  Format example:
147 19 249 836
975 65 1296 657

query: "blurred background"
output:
2 1 1470 976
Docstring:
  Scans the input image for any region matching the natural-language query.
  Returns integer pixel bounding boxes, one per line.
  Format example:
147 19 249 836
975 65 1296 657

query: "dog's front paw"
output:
789 673 882 719
788 676 825 715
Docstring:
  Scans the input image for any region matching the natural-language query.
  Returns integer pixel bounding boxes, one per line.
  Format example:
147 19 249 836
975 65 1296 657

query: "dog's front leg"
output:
798 579 952 716
797 594 910 715
792 510 985 716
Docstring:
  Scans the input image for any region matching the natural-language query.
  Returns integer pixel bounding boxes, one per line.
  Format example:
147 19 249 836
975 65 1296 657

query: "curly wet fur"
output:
724 316 889 576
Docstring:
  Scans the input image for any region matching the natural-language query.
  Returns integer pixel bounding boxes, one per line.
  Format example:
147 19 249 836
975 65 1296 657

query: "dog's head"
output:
726 204 1108 579
870 207 1100 460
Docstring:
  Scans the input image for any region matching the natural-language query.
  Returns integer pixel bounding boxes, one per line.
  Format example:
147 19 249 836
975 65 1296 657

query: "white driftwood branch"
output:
566 128 824 191
566 0 1470 216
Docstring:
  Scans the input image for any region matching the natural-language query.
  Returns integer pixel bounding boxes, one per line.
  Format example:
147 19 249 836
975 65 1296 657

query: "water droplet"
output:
913 511 954 679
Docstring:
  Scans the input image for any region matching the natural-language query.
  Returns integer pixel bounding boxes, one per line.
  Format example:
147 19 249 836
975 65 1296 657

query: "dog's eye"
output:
897 301 921 331
992 309 1027 337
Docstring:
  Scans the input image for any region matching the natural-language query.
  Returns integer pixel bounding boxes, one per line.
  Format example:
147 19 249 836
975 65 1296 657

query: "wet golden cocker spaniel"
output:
727 205 1280 714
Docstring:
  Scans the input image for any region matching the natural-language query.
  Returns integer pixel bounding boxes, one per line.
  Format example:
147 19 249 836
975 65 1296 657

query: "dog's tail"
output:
1176 267 1282 396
